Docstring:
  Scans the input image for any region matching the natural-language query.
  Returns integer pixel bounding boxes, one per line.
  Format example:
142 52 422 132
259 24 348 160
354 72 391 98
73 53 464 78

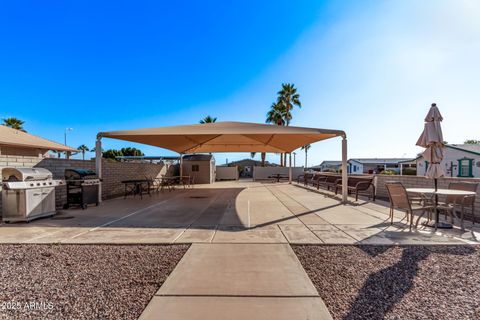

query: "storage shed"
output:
182 154 215 184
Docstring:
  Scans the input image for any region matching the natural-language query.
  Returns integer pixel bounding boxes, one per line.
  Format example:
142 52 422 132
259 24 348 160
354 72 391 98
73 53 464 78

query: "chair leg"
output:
460 205 465 230
472 205 475 226
390 207 394 225
409 210 413 231
415 210 427 228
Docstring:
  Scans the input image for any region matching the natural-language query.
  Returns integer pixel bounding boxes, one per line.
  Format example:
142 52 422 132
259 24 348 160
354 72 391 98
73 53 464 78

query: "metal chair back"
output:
447 182 478 205
386 183 411 211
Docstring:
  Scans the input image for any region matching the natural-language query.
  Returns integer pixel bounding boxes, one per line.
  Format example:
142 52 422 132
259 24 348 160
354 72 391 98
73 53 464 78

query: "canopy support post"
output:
341 136 348 204
180 154 183 177
95 136 102 203
288 152 292 184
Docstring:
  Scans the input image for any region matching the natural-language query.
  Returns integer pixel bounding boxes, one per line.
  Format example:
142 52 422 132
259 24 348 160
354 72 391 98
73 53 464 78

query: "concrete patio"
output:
0 180 478 245
1 180 479 319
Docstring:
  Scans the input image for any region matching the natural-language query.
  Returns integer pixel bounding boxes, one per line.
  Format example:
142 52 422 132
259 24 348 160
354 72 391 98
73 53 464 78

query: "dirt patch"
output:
293 245 480 320
0 244 189 319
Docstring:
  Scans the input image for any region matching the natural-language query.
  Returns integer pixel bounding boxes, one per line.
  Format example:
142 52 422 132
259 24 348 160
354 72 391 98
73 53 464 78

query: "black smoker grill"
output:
64 169 101 209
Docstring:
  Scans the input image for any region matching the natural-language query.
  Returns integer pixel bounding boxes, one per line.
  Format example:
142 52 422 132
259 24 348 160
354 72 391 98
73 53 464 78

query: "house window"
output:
353 165 357 172
457 158 473 177
192 164 199 172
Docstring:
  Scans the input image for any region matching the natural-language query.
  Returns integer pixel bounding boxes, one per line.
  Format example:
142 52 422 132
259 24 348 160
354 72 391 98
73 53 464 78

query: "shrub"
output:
381 170 397 175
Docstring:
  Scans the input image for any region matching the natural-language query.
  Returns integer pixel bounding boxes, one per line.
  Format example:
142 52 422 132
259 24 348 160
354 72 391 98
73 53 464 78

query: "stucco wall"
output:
216 166 238 180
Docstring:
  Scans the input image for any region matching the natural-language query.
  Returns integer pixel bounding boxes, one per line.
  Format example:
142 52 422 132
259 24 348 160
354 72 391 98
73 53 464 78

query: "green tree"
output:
266 102 287 166
199 115 217 124
102 149 123 159
120 147 144 157
266 102 286 126
101 148 144 160
2 117 26 132
464 139 480 144
301 144 311 168
78 144 90 160
267 83 302 166
276 83 301 125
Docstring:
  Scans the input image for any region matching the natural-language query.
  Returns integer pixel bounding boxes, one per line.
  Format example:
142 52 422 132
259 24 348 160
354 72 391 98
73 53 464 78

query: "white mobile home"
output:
416 144 480 178
347 158 416 174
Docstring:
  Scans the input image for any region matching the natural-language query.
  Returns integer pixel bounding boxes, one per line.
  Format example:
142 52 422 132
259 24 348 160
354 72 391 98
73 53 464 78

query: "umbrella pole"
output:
434 178 439 231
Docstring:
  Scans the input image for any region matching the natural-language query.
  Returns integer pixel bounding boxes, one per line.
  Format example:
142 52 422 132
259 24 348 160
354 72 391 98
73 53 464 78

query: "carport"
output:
96 121 348 203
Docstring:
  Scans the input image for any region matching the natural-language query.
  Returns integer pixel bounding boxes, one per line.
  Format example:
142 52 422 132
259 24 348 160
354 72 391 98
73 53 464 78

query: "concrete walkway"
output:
139 243 332 320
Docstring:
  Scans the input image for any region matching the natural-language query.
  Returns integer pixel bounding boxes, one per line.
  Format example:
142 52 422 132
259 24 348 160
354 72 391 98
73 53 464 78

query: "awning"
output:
98 121 345 153
0 125 78 153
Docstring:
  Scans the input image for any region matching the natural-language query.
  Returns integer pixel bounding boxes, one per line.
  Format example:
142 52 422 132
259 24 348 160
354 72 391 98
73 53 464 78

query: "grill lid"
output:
2 167 53 182
65 168 97 180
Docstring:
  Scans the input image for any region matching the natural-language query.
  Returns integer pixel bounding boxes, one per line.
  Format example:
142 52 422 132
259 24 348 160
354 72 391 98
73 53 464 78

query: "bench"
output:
316 174 341 191
297 173 314 186
334 176 375 201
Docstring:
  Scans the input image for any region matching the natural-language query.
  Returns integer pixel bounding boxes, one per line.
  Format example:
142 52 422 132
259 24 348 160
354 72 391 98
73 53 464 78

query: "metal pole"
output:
341 136 348 204
180 154 183 177
288 152 292 184
95 136 102 203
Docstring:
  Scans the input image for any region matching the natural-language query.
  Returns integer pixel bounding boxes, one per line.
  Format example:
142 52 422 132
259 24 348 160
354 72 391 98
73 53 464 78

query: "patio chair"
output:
437 182 478 230
385 183 433 230
297 173 314 185
160 176 175 192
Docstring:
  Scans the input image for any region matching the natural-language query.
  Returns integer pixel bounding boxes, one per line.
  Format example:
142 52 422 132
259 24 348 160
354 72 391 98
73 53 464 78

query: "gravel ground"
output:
293 245 480 320
0 244 189 320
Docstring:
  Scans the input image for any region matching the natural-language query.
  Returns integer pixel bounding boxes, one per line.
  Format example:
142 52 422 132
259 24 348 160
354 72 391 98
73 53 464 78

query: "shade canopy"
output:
98 121 345 153
0 125 78 153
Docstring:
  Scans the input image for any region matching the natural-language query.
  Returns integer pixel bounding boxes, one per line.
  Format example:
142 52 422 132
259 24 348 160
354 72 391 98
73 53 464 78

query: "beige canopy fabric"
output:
98 121 345 153
416 104 445 179
0 125 78 153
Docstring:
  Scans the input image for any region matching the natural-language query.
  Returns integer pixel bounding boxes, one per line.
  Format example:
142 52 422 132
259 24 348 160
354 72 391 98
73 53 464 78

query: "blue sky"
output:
1 1 479 165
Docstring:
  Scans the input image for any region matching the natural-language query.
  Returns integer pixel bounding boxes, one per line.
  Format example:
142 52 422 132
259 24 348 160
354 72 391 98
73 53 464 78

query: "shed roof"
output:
182 154 213 161
0 125 78 153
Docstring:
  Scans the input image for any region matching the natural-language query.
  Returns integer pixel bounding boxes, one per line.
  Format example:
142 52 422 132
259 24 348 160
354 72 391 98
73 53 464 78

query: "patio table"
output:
406 188 476 230
121 179 152 199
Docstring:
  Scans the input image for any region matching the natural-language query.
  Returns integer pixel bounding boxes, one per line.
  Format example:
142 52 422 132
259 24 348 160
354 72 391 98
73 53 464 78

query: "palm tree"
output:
3 117 26 132
260 152 266 167
266 102 286 126
266 102 287 166
276 83 301 125
199 115 217 124
301 144 311 168
78 144 90 160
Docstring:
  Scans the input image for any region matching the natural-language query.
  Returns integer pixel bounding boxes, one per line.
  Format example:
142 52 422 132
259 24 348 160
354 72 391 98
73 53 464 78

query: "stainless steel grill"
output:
2 167 64 222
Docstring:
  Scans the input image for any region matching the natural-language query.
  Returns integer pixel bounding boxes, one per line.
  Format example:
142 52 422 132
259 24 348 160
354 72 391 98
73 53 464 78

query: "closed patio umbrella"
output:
416 103 447 227
416 103 445 181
